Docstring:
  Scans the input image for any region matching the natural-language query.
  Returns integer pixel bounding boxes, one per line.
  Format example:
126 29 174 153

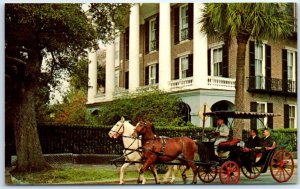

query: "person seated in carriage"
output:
245 128 276 165
260 128 276 149
246 129 261 148
212 117 230 156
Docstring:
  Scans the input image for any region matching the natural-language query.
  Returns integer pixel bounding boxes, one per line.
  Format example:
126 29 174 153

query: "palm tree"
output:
200 3 294 138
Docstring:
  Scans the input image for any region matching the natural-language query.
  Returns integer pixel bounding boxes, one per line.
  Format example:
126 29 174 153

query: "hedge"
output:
6 124 297 156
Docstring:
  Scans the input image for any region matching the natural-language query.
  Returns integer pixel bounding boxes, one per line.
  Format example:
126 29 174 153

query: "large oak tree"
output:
5 3 130 173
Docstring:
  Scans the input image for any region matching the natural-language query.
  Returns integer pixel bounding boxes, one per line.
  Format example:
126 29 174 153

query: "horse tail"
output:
196 142 210 163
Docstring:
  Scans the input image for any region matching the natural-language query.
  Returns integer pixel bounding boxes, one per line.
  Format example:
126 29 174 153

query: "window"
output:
255 43 265 89
149 64 157 84
114 71 119 88
180 56 189 79
287 50 296 92
289 105 296 128
149 19 157 52
257 102 267 129
180 5 189 41
212 47 223 76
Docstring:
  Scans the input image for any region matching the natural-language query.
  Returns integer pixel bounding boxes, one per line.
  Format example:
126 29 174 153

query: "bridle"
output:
110 122 125 137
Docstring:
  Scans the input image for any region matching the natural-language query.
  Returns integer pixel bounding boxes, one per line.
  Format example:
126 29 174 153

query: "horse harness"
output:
140 136 186 160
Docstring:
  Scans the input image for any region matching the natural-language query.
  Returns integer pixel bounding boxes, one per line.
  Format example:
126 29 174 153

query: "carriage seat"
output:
218 139 241 148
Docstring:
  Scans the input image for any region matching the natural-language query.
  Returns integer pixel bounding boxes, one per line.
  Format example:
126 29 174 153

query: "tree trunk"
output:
11 50 51 173
233 35 249 139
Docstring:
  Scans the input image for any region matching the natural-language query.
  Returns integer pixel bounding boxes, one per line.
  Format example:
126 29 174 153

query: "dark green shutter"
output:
222 42 229 77
249 41 255 89
250 102 257 129
155 15 159 50
125 71 129 89
156 63 159 83
282 49 288 92
145 66 149 85
267 103 273 129
125 28 129 60
174 7 180 45
265 44 271 91
175 58 180 80
188 3 193 40
208 49 211 76
284 104 289 128
145 20 149 54
187 54 193 77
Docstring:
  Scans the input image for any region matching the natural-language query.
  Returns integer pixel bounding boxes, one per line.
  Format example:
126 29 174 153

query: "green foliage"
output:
201 3 294 41
95 90 187 127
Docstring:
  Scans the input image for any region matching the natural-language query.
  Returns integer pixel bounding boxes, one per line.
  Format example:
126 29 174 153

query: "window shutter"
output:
175 58 180 80
155 15 159 50
249 41 255 88
125 28 129 60
187 54 193 77
188 3 193 40
282 49 288 92
174 6 180 45
267 103 273 129
156 63 159 83
265 44 271 91
145 20 149 54
284 104 289 128
222 42 229 77
250 102 257 129
125 71 129 89
145 66 149 85
208 49 211 76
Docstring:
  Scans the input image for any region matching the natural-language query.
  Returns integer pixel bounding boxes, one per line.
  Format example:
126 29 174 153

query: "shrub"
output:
95 90 188 127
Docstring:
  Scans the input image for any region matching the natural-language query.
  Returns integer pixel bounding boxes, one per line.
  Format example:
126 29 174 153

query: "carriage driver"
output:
213 117 230 156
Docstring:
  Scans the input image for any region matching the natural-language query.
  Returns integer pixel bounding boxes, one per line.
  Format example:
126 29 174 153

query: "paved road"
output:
105 168 298 185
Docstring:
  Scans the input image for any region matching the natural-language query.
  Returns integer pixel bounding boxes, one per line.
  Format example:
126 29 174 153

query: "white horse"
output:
108 117 178 184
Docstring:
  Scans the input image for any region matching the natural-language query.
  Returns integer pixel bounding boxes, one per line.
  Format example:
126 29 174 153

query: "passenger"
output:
260 128 276 149
246 129 260 148
213 117 229 156
253 128 276 164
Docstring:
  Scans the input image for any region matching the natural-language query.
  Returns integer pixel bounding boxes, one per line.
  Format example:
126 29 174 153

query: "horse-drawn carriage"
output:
108 111 295 184
197 111 294 184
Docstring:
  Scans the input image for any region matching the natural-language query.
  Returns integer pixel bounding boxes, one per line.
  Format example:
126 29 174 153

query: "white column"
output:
105 43 115 100
193 3 208 88
87 49 98 104
129 4 140 92
159 3 171 91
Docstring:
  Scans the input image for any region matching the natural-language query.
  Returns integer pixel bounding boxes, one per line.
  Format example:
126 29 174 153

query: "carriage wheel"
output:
270 149 294 183
241 165 262 179
197 165 217 183
219 161 240 184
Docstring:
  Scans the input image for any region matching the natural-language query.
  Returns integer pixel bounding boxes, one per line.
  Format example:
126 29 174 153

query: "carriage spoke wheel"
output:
197 165 217 183
241 165 262 179
270 149 294 183
219 161 240 184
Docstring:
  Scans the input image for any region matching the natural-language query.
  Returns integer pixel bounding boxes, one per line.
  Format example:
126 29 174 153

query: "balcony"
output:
247 76 297 96
113 87 129 98
137 84 158 92
169 77 193 91
207 76 236 90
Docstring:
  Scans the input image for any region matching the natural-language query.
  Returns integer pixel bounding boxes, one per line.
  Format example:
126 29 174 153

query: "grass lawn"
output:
10 164 185 184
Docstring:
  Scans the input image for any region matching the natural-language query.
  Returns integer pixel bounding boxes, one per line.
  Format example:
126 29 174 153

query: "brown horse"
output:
132 120 204 184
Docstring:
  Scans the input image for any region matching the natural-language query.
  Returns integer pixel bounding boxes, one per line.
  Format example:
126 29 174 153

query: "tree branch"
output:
6 56 27 65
